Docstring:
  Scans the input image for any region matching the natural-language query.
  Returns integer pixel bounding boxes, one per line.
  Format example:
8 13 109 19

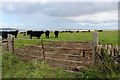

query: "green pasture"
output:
15 30 119 48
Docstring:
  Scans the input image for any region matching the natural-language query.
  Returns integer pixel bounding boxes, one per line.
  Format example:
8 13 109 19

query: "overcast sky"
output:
0 1 119 30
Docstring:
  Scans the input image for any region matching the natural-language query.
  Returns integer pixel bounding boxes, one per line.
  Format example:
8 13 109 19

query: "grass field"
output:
2 30 120 78
15 30 119 48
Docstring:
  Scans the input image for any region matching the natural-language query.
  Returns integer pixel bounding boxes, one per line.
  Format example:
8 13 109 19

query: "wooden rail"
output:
1 34 14 53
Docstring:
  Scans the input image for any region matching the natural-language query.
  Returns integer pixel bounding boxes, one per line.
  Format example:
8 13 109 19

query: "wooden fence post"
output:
0 36 2 80
92 31 98 66
8 34 14 54
115 45 119 56
107 45 112 56
41 39 45 61
0 36 2 50
12 36 14 54
119 47 120 56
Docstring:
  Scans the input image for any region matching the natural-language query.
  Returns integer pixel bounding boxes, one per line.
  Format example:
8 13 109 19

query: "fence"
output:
40 40 93 70
1 32 119 71
96 44 120 57
1 34 14 53
39 40 119 70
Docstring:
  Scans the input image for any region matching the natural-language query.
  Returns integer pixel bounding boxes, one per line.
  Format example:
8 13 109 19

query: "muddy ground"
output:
14 42 93 71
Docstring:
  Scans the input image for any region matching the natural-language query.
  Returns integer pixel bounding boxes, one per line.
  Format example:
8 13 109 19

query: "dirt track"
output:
14 42 93 71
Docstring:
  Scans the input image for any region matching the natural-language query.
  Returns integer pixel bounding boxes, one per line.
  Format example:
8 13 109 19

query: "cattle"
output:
88 30 90 32
27 30 33 35
23 32 26 36
20 32 26 36
61 31 65 33
27 30 44 39
97 30 103 32
45 30 50 38
20 32 25 34
54 30 59 38
65 31 69 33
8 30 19 38
61 31 69 33
76 31 79 33
82 30 90 33
69 31 73 33
0 31 8 40
0 30 19 39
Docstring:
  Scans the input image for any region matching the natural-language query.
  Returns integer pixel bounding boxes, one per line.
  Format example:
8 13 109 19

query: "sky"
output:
0 0 119 31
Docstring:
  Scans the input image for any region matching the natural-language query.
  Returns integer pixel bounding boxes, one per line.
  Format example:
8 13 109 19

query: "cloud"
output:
66 10 118 24
1 2 117 16
0 2 118 30
1 2 44 15
0 0 119 2
42 2 118 17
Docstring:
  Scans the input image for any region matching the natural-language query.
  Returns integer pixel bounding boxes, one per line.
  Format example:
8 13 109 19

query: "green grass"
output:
16 30 118 48
14 39 41 48
43 31 118 45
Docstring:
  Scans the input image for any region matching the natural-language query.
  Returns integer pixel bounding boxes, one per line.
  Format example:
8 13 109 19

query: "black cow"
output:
8 30 19 38
0 30 18 39
82 30 90 33
28 31 44 39
97 30 103 32
61 31 69 33
61 31 65 33
20 32 26 36
23 32 26 36
65 31 69 33
45 30 50 38
54 30 59 38
0 31 8 40
76 30 79 33
27 30 33 35
69 31 73 33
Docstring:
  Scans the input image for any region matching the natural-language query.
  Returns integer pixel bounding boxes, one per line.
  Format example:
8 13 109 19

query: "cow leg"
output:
56 36 58 38
30 36 32 39
47 34 49 38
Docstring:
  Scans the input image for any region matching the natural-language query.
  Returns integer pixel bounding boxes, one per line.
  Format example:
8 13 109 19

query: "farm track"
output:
14 42 93 71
